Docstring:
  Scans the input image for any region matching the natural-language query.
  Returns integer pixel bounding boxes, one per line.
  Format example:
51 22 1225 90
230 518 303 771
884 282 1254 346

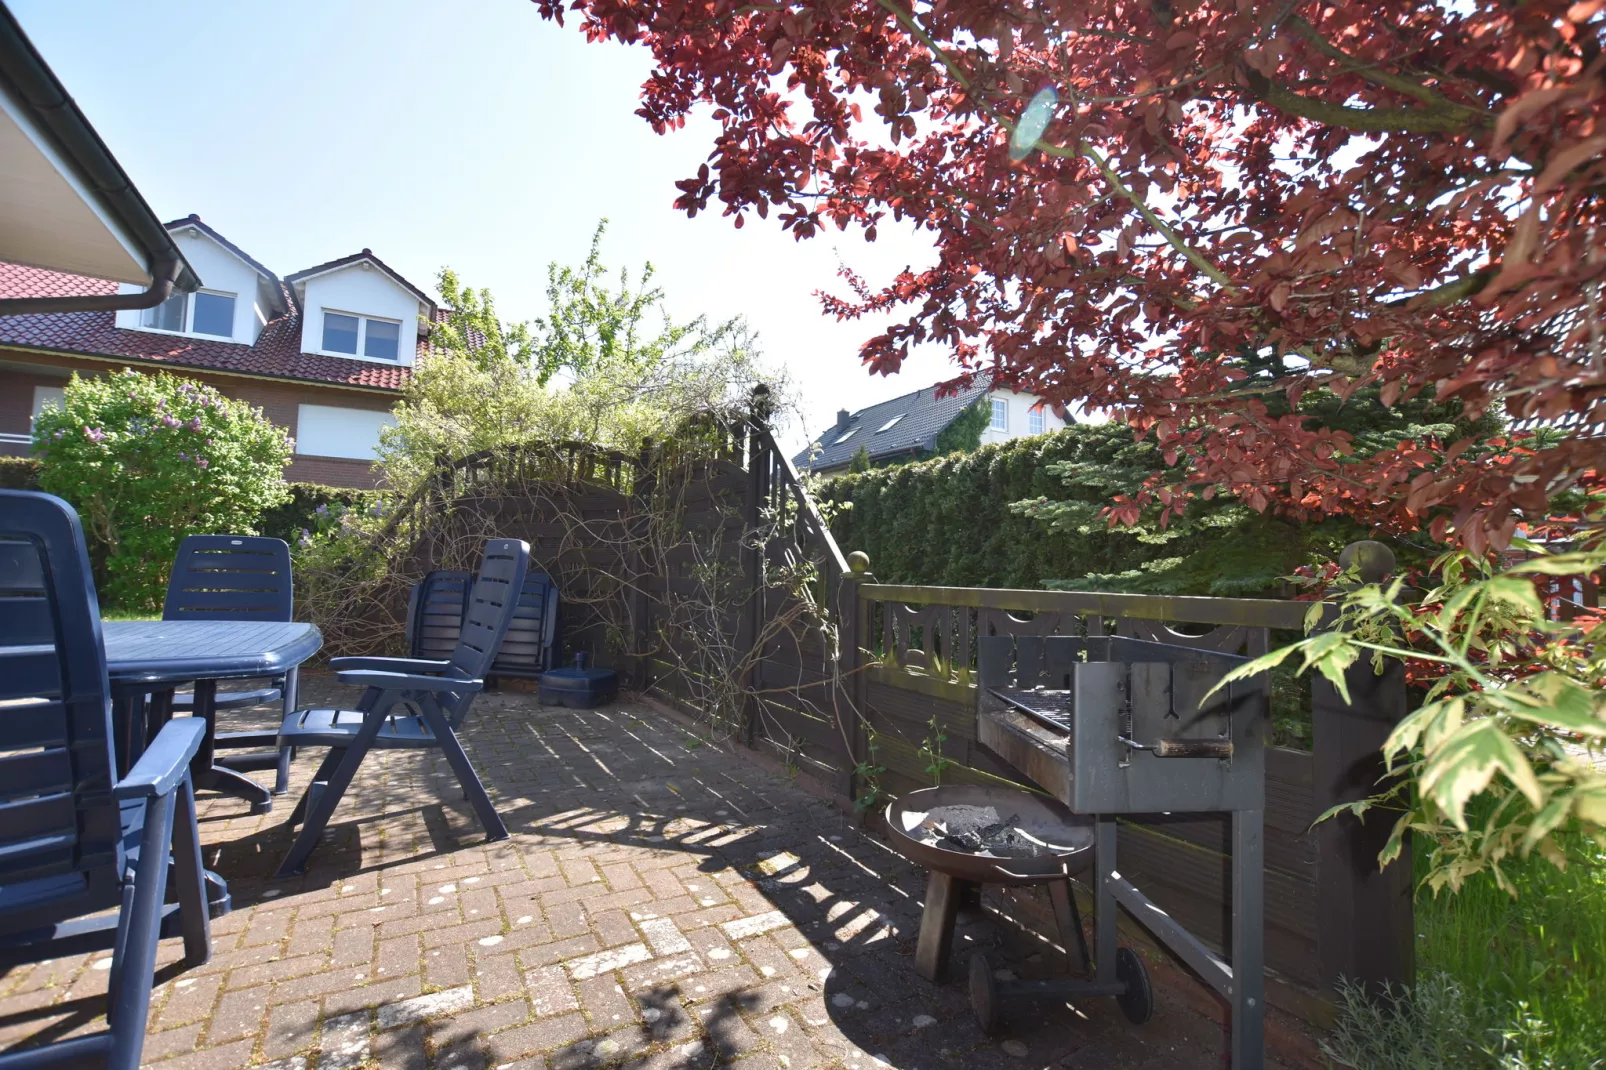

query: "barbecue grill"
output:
891 634 1267 1070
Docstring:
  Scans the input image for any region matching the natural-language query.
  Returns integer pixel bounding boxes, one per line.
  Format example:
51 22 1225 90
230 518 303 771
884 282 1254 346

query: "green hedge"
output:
817 422 1366 596
0 456 41 490
258 482 383 545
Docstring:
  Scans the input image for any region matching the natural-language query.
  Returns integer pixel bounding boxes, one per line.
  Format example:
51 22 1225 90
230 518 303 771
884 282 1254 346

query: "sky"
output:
10 0 959 455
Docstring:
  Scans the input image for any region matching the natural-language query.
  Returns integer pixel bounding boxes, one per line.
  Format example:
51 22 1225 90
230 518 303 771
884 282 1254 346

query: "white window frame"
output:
317 309 405 362
1029 407 1045 435
134 288 238 341
876 414 905 433
990 398 1008 432
833 427 858 446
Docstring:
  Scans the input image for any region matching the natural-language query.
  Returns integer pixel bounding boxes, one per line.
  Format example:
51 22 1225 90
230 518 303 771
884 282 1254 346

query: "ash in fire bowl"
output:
901 803 1079 859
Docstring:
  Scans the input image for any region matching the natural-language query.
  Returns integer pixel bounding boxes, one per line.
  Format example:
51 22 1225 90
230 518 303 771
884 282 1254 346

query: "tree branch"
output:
1285 15 1491 126
1242 66 1484 135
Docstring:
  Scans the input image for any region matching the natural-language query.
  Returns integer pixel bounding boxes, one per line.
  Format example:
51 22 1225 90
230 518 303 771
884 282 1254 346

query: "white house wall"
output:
299 265 420 366
980 388 1067 446
114 227 264 344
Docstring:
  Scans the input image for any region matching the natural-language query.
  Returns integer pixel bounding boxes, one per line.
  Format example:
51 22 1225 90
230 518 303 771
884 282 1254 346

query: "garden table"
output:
104 620 322 814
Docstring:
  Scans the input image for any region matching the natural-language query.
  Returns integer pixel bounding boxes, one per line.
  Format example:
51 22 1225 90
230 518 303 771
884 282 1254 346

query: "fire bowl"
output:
884 784 1096 886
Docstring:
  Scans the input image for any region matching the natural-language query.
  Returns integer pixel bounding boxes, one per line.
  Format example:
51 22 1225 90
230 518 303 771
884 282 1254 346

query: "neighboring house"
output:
0 215 436 488
794 379 1069 476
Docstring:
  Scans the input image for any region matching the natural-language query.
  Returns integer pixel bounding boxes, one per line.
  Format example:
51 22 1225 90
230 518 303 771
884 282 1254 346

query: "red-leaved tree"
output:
532 0 1606 549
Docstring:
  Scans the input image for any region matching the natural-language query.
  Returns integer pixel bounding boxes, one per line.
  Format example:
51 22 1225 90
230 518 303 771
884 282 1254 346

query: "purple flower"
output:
84 427 106 443
178 451 188 460
315 504 329 517
189 417 203 431
196 458 208 469
161 414 179 428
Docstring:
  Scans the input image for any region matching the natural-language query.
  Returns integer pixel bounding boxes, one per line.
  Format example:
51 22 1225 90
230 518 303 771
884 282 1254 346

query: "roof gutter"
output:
0 256 184 315
0 6 200 311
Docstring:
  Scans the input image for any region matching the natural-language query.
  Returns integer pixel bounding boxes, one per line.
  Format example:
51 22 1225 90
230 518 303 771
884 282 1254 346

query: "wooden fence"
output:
384 399 1413 1024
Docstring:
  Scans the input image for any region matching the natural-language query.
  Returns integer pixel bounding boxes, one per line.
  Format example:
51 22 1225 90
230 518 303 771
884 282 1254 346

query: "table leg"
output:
915 871 973 982
190 679 272 814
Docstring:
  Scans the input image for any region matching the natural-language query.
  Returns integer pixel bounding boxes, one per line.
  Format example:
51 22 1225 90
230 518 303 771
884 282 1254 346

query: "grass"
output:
1413 824 1606 1068
100 608 157 621
1325 824 1606 1069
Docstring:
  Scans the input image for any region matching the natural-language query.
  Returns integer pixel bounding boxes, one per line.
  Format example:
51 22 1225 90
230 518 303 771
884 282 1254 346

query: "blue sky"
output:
11 0 955 452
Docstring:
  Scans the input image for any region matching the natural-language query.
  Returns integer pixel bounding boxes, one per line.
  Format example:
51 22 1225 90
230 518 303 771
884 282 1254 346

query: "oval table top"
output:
102 619 322 686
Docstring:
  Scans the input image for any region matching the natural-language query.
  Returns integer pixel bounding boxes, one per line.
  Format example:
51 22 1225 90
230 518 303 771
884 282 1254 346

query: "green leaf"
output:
1480 576 1544 618
1486 673 1606 737
1419 719 1544 830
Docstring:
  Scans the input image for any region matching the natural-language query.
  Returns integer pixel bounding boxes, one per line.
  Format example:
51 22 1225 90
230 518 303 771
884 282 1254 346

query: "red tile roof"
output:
0 261 418 391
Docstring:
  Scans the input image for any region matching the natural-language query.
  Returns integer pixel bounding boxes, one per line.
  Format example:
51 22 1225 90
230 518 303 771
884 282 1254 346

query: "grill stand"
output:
967 636 1266 1070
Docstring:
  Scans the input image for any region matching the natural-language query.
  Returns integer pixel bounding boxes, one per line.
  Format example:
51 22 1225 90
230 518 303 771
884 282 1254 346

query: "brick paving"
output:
0 673 1282 1069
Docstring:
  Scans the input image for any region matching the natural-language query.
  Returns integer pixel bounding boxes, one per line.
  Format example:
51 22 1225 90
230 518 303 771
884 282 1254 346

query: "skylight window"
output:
834 428 858 445
876 414 905 433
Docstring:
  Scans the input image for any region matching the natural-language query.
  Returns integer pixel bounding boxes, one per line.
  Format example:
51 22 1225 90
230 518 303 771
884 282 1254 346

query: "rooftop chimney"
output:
836 409 853 430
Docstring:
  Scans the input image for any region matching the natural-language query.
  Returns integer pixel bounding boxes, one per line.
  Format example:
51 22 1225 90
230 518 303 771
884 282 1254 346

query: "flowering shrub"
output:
32 369 292 610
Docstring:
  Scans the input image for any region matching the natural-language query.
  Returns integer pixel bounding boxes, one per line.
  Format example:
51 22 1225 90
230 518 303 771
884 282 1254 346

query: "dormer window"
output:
140 289 236 338
322 311 401 361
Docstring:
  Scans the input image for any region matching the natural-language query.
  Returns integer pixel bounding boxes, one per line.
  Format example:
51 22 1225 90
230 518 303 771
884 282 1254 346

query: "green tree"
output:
31 368 291 611
931 398 989 456
378 220 781 490
847 445 871 474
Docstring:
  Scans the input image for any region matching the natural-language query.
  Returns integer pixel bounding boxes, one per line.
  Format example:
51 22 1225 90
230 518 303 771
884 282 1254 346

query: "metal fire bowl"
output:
884 785 1096 886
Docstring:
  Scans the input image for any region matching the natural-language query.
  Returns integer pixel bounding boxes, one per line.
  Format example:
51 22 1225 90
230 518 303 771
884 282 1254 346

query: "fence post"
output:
738 388 772 746
837 550 873 802
628 440 658 694
1312 540 1414 998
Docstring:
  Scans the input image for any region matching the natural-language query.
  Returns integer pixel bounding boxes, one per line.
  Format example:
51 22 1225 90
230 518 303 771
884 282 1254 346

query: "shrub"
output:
0 456 41 489
31 369 292 611
258 482 383 545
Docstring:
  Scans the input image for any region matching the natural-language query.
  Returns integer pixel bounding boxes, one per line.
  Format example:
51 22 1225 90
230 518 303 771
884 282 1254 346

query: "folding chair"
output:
405 567 560 681
163 535 298 794
0 490 216 1070
274 538 530 877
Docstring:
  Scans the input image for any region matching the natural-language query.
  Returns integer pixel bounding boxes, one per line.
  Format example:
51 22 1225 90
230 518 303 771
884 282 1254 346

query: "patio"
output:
0 673 1280 1070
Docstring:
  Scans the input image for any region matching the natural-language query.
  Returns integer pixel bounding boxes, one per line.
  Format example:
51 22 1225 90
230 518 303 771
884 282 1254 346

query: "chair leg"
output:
276 719 387 878
169 774 213 966
274 669 299 795
419 705 508 842
107 790 177 1070
287 748 345 828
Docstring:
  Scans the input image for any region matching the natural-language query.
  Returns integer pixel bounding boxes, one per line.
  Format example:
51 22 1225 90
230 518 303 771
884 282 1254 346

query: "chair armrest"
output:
334 669 483 694
329 656 453 674
114 718 205 800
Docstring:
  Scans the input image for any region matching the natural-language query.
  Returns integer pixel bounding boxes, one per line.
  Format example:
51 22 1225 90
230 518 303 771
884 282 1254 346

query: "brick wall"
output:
0 350 395 487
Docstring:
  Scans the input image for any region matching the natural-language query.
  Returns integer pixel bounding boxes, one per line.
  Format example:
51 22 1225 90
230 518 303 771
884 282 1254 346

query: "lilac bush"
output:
32 368 291 610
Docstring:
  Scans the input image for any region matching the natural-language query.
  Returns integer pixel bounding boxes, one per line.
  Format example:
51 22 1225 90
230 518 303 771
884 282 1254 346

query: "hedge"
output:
816 422 1368 597
0 456 41 490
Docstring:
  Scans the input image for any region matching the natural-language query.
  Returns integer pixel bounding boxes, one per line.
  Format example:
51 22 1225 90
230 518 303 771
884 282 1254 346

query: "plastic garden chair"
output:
405 568 560 680
274 538 531 877
0 490 216 1070
163 534 297 794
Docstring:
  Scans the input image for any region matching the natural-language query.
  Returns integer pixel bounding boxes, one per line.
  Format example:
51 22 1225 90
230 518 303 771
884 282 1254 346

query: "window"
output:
295 404 397 460
1029 407 1045 435
30 385 64 429
876 414 904 433
833 428 857 446
140 290 236 338
990 398 1008 432
321 311 403 361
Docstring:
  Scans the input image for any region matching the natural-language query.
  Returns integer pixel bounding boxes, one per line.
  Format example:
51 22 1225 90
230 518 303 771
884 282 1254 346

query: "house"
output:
0 216 434 487
794 379 1069 476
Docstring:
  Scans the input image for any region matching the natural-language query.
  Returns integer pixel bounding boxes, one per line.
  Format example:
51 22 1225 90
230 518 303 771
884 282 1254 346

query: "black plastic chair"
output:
274 539 531 877
164 534 297 794
405 568 560 680
0 490 217 1070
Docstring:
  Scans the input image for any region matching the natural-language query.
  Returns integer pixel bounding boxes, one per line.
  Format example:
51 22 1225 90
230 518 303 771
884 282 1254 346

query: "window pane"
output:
322 312 359 354
364 318 400 360
990 398 1008 431
1029 409 1044 434
142 293 186 332
191 292 235 337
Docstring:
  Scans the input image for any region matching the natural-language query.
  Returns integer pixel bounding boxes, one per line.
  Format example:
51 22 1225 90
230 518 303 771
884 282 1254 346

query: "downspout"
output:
0 257 184 315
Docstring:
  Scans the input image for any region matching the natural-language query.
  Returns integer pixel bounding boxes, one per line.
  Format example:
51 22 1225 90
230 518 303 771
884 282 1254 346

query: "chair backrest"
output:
446 539 531 683
0 491 125 932
407 567 559 676
163 534 293 622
